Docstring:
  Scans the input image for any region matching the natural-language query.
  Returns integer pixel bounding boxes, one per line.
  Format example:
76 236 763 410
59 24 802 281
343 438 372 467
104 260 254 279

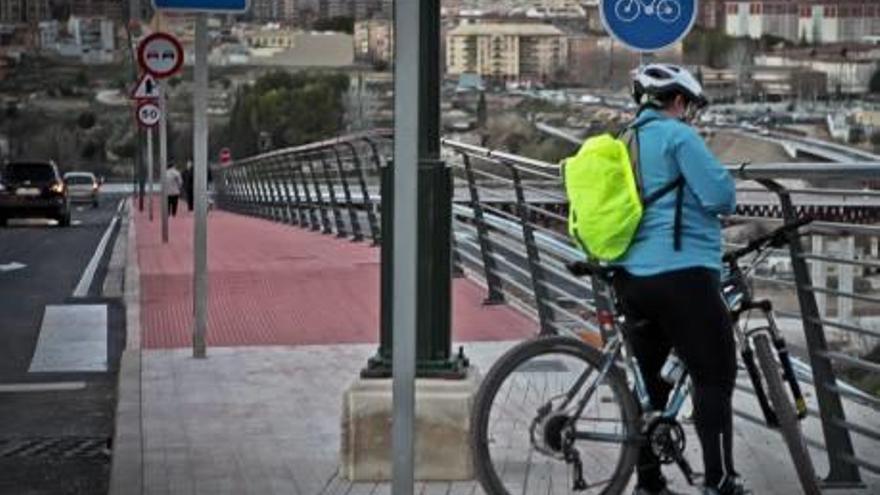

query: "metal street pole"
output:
160 83 169 243
192 13 209 359
391 0 420 490
147 127 154 221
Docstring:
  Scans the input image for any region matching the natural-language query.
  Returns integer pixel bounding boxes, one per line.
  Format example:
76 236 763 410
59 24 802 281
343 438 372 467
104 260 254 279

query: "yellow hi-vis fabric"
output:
563 133 642 261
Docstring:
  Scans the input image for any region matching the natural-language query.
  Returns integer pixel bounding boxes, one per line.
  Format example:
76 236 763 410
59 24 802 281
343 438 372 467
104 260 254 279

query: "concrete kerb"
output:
109 198 144 495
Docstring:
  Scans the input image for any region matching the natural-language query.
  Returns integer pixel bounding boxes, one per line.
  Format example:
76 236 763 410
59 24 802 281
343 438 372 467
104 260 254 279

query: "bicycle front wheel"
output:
752 333 821 495
471 336 640 495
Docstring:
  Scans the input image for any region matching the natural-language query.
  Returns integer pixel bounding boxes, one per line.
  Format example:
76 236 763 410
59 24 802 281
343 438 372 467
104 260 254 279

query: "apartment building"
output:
725 0 880 43
0 0 50 24
353 18 392 64
446 23 568 84
251 0 298 24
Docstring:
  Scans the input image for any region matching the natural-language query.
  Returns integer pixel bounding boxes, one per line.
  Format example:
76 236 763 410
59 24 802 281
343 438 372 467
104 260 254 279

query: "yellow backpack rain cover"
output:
563 133 643 262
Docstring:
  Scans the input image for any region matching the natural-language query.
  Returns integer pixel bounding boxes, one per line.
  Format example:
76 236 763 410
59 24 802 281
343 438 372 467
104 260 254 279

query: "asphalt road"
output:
0 197 126 495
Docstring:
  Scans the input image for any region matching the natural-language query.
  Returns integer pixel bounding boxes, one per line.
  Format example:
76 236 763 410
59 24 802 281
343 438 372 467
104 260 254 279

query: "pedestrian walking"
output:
165 162 183 217
182 161 194 212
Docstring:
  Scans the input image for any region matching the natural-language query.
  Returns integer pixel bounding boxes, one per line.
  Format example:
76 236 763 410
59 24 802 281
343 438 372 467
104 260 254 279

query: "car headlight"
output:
0 183 5 192
50 181 65 194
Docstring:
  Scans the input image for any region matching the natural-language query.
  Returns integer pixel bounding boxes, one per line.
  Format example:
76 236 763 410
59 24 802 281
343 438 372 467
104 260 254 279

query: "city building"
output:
446 23 568 85
697 0 726 29
38 20 59 51
353 18 392 65
58 16 116 63
69 0 124 21
750 66 828 99
724 0 880 44
566 35 682 88
242 25 297 48
317 0 389 21
251 0 298 24
0 0 50 24
755 44 880 95
700 67 739 101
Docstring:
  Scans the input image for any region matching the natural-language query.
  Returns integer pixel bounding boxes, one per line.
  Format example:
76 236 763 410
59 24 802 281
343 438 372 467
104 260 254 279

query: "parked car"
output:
0 161 71 226
64 171 100 208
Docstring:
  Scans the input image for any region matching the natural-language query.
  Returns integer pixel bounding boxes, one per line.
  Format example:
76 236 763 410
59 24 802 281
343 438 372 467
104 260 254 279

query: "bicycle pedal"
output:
672 454 695 485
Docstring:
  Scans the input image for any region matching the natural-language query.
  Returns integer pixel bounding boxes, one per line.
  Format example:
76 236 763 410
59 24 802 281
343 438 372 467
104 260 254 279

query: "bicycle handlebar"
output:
722 217 813 264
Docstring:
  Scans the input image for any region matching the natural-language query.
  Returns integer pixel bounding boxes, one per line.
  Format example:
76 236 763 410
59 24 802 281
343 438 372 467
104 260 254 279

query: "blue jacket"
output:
613 109 736 276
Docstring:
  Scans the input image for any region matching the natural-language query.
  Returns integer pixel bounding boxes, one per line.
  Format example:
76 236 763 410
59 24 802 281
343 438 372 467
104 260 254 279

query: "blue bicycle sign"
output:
600 0 696 52
615 0 681 23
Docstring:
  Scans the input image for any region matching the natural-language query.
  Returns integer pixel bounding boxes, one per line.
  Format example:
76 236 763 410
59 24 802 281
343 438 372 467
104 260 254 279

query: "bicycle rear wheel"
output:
752 333 821 495
471 336 639 495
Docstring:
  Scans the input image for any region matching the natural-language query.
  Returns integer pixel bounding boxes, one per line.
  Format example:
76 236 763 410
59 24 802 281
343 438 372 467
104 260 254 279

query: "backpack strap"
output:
623 116 687 252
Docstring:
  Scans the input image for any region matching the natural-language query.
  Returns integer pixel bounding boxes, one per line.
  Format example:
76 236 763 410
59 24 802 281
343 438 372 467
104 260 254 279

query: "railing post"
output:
244 166 257 216
297 164 320 231
345 141 380 245
461 153 504 305
511 166 554 335
267 160 283 222
272 157 293 224
305 157 333 234
758 178 862 488
255 162 270 218
332 146 364 242
285 159 305 227
320 150 348 237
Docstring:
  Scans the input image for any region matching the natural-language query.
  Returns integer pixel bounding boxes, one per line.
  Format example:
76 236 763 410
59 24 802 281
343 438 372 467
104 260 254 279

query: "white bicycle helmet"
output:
632 64 707 109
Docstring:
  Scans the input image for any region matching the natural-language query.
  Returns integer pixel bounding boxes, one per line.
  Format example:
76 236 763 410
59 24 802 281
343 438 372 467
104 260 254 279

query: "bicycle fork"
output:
735 301 808 427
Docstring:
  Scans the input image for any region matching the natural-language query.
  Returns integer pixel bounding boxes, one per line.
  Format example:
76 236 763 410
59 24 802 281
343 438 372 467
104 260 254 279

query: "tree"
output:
222 70 350 157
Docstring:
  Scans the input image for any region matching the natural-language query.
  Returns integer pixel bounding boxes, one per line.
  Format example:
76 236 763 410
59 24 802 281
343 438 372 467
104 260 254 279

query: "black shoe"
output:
704 476 750 495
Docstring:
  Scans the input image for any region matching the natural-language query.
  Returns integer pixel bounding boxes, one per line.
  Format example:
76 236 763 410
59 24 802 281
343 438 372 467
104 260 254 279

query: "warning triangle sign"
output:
131 73 160 100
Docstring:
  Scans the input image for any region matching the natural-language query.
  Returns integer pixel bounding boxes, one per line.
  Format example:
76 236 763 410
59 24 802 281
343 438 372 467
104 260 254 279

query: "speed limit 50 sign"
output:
136 101 162 128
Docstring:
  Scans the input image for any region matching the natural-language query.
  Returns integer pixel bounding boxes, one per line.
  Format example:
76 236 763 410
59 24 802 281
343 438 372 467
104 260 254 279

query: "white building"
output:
755 45 880 95
38 20 59 51
725 0 880 44
64 16 115 63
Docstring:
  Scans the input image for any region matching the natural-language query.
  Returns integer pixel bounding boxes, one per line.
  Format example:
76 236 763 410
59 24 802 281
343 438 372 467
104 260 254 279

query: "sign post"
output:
599 0 697 53
192 14 208 358
159 82 169 244
146 128 154 221
153 0 249 361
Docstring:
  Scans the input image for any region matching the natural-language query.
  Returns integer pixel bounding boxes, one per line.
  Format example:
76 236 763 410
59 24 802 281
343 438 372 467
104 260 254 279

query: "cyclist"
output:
612 64 745 495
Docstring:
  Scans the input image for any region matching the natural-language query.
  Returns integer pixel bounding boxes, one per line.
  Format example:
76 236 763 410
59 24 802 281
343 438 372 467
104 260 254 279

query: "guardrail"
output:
213 131 880 488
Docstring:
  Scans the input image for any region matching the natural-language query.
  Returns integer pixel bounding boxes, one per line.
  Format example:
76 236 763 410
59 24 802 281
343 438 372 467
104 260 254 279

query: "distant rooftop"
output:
448 23 564 36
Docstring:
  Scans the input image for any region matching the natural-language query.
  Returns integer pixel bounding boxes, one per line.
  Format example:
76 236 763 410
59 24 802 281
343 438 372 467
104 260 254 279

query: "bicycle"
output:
471 219 821 494
614 0 682 24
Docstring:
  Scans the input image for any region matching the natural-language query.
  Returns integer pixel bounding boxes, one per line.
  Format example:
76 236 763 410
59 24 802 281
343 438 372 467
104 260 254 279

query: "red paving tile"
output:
136 207 537 348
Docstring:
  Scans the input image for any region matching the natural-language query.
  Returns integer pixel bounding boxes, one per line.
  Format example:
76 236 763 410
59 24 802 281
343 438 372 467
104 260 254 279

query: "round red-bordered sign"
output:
137 32 184 79
136 100 162 128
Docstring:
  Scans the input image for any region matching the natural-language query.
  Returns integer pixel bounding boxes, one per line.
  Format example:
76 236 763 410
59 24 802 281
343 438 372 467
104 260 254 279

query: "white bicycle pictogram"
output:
614 0 682 23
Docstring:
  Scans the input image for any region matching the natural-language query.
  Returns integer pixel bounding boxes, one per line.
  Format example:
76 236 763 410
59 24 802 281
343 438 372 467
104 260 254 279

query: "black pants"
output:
613 267 737 491
168 195 179 216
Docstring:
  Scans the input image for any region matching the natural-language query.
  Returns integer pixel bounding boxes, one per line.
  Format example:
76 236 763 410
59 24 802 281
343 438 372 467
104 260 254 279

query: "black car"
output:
0 161 71 227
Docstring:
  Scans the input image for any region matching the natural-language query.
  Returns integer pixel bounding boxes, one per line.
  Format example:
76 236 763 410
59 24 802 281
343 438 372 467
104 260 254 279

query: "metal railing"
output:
213 131 880 488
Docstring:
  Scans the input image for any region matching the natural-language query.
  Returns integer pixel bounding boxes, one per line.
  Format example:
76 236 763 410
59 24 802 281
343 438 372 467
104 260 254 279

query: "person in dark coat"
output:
182 160 194 212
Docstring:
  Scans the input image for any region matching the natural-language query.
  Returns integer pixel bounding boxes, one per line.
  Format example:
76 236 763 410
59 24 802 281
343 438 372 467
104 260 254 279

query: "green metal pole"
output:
362 0 467 379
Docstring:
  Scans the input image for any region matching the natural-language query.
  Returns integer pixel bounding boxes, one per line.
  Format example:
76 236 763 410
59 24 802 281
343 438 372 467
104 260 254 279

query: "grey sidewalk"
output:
126 342 878 495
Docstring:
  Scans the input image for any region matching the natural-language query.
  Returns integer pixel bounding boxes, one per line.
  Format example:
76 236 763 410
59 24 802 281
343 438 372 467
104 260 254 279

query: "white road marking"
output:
72 199 125 297
0 382 87 393
0 262 26 273
29 305 107 372
72 220 83 226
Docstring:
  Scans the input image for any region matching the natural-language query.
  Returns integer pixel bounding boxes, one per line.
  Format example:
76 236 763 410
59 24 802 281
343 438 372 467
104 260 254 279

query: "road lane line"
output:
72 199 125 298
0 382 87 393
29 305 107 373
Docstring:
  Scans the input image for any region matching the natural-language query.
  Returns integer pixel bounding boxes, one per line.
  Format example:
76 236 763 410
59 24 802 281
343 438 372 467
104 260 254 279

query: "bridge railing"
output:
213 132 880 488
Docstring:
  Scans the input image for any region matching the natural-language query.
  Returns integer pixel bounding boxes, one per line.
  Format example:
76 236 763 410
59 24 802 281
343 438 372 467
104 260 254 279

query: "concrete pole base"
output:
340 367 480 481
